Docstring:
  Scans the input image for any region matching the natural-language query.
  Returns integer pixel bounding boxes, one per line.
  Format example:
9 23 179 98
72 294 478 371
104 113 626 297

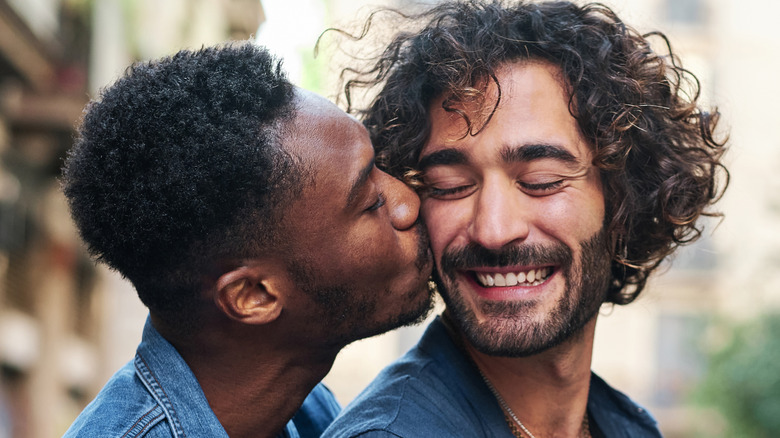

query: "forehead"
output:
424 61 590 160
287 90 370 174
283 90 373 211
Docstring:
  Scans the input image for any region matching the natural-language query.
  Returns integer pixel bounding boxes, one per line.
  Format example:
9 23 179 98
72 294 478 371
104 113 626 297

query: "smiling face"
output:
280 90 434 346
419 61 611 356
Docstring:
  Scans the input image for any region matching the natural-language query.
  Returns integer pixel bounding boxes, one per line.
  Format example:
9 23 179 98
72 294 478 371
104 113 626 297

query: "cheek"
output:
540 190 605 242
576 184 606 232
421 199 461 260
349 221 405 267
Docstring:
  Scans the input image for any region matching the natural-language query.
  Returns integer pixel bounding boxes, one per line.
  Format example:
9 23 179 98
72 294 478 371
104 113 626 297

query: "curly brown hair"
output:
334 0 728 304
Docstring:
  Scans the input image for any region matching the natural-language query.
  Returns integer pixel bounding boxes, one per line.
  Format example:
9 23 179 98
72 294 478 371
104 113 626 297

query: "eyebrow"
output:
501 143 579 165
417 143 579 171
417 148 468 171
346 156 375 208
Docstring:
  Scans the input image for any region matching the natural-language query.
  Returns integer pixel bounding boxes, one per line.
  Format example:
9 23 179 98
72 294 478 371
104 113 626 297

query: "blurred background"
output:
0 0 777 436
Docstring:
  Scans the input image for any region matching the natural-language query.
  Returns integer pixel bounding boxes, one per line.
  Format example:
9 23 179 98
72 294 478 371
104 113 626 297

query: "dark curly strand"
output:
62 43 301 322
337 0 728 304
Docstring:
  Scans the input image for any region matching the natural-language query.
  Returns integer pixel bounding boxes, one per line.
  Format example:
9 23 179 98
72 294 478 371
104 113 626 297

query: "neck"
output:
157 317 340 438
198 351 337 438
466 316 598 438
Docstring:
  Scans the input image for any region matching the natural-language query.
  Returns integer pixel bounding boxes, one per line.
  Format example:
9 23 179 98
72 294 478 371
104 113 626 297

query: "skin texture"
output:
422 62 607 355
279 90 434 347
157 90 434 438
64 43 436 438
421 61 605 436
344 0 728 307
328 2 726 435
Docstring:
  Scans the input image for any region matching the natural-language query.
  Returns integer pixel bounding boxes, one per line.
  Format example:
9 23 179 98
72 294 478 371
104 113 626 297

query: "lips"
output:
473 267 553 287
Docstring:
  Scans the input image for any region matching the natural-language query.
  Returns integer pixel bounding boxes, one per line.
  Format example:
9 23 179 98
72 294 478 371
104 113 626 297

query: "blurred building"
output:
0 1 91 436
0 1 265 437
588 1 780 436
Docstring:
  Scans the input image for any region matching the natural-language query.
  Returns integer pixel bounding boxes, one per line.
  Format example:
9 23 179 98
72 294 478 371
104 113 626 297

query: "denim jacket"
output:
64 316 340 437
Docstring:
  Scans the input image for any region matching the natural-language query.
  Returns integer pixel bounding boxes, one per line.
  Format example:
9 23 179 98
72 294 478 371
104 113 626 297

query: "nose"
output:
468 176 530 250
381 171 421 230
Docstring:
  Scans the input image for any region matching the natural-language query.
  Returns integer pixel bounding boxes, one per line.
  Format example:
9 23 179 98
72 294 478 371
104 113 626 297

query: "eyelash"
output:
429 185 474 198
427 179 564 200
519 180 564 193
366 193 386 212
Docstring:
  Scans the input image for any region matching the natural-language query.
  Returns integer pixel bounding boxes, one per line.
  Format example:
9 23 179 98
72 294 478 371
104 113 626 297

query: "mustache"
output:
440 242 573 279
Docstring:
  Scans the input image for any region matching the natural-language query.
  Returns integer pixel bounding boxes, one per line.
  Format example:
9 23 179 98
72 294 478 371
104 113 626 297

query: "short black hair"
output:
335 0 729 304
62 43 301 323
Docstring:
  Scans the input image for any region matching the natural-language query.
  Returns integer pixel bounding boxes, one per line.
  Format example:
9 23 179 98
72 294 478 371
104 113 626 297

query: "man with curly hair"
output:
61 43 434 438
324 1 728 437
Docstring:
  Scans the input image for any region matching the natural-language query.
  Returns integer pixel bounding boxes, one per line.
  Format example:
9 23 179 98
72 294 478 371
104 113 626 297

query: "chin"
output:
341 284 436 346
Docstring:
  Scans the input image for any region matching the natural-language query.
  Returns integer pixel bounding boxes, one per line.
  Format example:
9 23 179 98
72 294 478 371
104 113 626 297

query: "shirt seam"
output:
135 352 187 438
120 407 166 438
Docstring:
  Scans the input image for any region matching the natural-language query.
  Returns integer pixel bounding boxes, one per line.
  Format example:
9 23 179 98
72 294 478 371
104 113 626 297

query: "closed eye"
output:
518 179 565 196
426 184 476 200
366 193 386 212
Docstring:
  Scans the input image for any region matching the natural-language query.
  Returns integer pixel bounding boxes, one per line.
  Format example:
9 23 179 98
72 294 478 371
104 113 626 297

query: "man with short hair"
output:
62 43 433 438
324 1 728 436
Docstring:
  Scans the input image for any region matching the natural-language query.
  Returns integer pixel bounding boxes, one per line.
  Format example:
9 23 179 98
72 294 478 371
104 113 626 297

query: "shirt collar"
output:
420 316 512 434
135 316 230 437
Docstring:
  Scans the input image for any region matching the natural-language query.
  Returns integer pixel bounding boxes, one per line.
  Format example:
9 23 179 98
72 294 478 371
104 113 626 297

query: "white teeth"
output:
475 268 552 288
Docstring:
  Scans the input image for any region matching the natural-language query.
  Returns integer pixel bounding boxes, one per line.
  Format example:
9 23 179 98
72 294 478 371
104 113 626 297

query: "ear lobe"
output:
215 265 283 325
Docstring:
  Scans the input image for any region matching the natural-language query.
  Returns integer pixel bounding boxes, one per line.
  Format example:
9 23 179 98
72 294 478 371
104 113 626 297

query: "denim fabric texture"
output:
64 316 340 437
323 316 662 438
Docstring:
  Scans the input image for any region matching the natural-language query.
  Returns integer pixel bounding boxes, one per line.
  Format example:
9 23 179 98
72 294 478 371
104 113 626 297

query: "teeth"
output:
475 267 552 288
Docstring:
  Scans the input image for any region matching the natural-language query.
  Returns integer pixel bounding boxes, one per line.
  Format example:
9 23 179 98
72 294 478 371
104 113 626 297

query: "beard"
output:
290 223 435 346
435 230 611 357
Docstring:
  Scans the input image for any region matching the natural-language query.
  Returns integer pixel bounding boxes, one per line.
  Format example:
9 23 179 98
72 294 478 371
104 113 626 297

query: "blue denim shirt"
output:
324 316 662 437
64 316 340 437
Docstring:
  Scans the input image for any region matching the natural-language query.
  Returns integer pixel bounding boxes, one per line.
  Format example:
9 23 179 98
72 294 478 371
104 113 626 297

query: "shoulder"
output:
63 361 173 437
291 383 342 437
323 359 463 437
589 373 663 437
324 319 504 438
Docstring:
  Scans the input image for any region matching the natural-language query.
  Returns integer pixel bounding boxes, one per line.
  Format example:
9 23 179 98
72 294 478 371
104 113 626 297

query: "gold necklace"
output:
439 314 591 437
477 366 591 438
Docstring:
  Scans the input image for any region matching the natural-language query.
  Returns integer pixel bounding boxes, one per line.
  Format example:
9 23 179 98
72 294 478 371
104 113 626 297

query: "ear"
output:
214 264 285 325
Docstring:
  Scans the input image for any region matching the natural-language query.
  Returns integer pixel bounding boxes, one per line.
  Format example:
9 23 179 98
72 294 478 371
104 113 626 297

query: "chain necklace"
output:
439 313 591 438
476 366 591 438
